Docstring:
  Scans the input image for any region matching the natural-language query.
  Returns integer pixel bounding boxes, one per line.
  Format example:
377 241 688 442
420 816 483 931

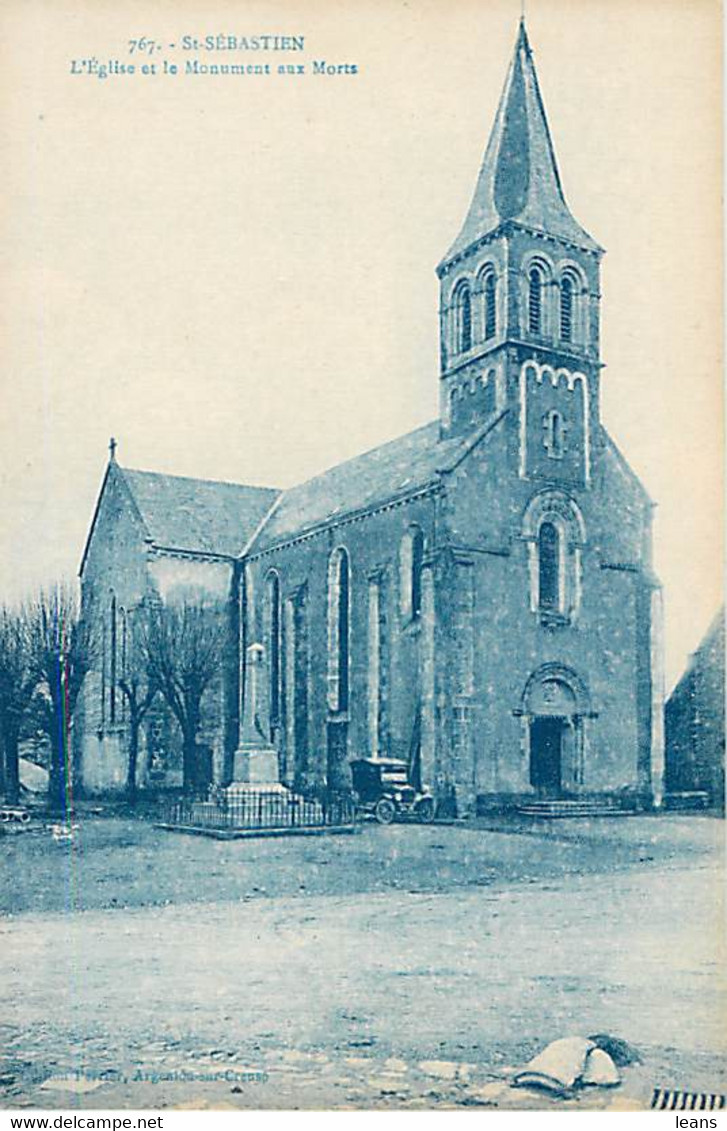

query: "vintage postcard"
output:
0 0 724 1115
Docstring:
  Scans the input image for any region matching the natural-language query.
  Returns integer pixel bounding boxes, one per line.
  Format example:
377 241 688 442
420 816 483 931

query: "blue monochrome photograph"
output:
0 0 723 1115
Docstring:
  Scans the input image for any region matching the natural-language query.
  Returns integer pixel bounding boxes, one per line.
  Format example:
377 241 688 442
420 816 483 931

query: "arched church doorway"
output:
530 716 567 794
523 667 589 797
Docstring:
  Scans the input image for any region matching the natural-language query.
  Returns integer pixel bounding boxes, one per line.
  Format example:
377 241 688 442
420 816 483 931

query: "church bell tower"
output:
437 20 603 491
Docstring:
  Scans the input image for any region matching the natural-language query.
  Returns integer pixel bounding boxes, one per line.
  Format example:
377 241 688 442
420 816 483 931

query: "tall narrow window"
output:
119 607 128 722
448 387 457 424
543 409 567 460
120 608 127 681
453 283 472 353
109 595 117 724
266 572 281 727
287 588 309 785
560 276 573 341
538 522 560 611
337 556 349 711
528 267 543 336
524 492 585 625
411 528 424 619
484 272 497 339
327 548 350 713
100 616 107 728
400 526 425 622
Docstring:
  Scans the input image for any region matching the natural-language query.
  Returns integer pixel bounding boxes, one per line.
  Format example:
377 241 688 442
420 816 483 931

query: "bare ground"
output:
0 814 724 1110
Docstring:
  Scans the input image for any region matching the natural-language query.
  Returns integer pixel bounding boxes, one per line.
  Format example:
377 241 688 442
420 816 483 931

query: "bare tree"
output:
118 606 158 803
141 599 225 795
28 585 95 815
0 604 36 804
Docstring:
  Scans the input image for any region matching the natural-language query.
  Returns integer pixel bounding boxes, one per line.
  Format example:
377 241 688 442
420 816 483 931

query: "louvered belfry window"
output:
528 268 543 335
484 272 497 339
454 283 472 353
561 276 573 341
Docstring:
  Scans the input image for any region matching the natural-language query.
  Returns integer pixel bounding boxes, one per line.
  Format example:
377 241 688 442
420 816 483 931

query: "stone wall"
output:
665 613 725 808
76 465 235 794
244 493 438 793
436 404 657 814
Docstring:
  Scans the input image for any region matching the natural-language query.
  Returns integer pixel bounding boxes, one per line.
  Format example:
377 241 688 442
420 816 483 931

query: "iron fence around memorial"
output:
162 787 356 832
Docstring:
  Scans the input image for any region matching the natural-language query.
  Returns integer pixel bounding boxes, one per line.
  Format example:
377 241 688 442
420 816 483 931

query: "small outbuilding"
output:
665 610 725 811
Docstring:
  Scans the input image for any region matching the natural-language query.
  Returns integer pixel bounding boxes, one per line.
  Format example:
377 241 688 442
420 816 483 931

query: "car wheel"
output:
374 798 396 825
416 798 435 823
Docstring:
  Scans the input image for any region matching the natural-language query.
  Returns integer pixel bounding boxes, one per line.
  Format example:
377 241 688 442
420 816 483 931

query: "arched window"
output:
528 267 543 336
448 387 457 424
560 276 573 341
524 491 585 624
327 548 350 713
100 613 107 726
484 272 497 340
119 607 128 722
265 572 281 727
538 522 560 611
119 607 127 680
109 594 117 724
411 528 424 618
453 282 472 353
400 526 425 622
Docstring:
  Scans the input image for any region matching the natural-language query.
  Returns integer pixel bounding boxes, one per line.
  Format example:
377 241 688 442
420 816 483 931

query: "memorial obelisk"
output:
231 642 282 786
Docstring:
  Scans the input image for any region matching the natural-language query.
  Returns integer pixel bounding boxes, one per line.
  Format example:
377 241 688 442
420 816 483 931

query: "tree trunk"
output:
48 726 70 817
4 728 20 805
126 714 140 804
182 731 197 796
71 724 85 801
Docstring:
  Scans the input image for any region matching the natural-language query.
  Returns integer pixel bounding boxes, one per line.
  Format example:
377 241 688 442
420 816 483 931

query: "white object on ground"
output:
513 1036 595 1092
581 1047 620 1087
50 823 78 842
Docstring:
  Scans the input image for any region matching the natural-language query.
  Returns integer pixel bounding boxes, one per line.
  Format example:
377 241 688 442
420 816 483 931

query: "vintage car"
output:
0 806 30 824
350 758 435 824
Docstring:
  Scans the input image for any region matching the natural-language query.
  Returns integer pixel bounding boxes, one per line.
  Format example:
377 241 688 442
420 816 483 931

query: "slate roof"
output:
84 414 645 570
441 21 600 268
82 418 500 572
121 467 280 558
248 418 495 554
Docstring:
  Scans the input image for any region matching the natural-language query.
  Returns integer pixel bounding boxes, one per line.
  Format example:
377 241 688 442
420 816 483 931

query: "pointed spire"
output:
440 21 600 268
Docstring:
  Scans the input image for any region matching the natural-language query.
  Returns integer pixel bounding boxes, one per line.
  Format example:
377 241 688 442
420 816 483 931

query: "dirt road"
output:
1 816 724 1109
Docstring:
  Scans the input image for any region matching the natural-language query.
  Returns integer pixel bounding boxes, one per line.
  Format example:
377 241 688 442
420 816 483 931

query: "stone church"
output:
76 21 664 814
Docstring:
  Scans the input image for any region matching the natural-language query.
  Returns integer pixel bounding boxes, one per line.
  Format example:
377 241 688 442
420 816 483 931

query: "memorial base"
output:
232 745 280 785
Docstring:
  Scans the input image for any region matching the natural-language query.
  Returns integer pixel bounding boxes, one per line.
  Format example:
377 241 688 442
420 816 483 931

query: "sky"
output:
0 0 722 690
